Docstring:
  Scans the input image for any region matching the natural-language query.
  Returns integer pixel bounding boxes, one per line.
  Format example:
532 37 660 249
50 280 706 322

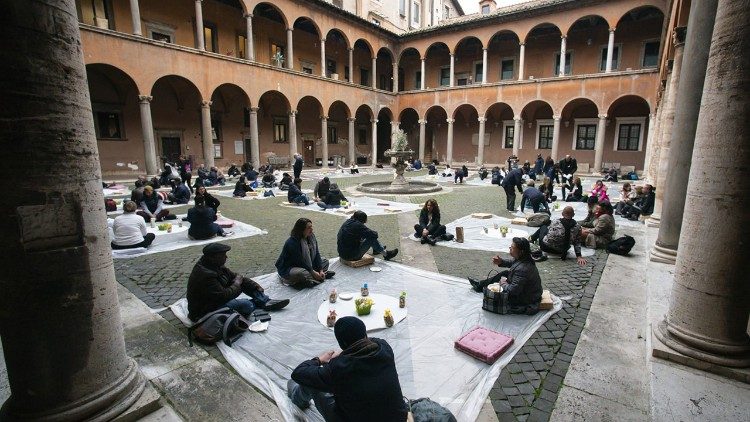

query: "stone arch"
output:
353 39 373 86
519 100 554 158
453 37 484 85
424 105 449 163
453 104 480 163
324 29 349 78
86 63 140 103
523 23 564 79
398 48 422 91
354 104 375 161
376 107 393 162
252 2 288 29
606 95 651 167
484 102 516 163
424 42 451 89
398 108 420 152
485 31 521 82
376 47 395 91
252 3 289 67
210 84 251 161
257 90 292 161
150 75 204 166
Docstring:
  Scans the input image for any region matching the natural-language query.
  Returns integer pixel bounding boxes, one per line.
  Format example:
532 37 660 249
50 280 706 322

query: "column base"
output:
649 243 677 264
645 214 661 228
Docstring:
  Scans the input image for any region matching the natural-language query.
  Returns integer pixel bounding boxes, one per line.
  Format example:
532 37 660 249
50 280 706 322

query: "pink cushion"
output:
216 217 235 228
454 326 514 364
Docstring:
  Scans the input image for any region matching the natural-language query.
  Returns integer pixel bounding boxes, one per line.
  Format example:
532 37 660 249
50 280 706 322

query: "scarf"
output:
300 234 318 270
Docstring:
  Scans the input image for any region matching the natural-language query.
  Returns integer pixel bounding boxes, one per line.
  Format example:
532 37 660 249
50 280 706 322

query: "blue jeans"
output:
224 289 270 316
288 381 341 422
292 195 309 205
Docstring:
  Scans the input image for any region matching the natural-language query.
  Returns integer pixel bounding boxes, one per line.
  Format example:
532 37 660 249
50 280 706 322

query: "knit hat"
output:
144 185 154 192
334 316 367 349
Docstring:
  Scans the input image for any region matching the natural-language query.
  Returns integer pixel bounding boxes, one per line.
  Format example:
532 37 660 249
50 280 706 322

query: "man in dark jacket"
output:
559 155 578 184
288 178 310 205
501 167 526 212
337 211 398 261
520 181 550 214
317 183 347 209
313 177 331 201
167 179 191 204
293 154 304 179
288 317 409 422
186 243 288 321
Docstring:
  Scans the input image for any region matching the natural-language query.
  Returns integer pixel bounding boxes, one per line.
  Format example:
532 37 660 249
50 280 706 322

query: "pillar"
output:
371 119 378 165
200 100 214 168
249 107 260 168
348 117 356 166
138 95 158 176
446 118 454 165
550 115 561 161
348 48 354 83
512 117 522 157
321 116 329 167
195 0 205 51
449 54 455 87
558 35 567 76
651 1 718 264
605 28 615 72
288 110 298 158
518 43 525 81
648 27 686 228
482 48 488 84
320 38 326 77
418 119 426 161
371 57 377 89
644 112 656 171
420 58 426 89
286 28 294 69
644 88 666 181
245 13 254 61
0 1 145 419
593 114 607 172
392 62 398 93
129 0 142 36
477 117 486 165
654 0 750 368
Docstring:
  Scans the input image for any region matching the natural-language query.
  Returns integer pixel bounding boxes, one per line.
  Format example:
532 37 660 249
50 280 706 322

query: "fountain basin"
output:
357 181 443 194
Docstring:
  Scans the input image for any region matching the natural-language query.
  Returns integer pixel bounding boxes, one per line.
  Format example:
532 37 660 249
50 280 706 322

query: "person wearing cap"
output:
287 316 408 421
317 183 347 209
137 185 175 222
313 177 331 202
187 243 289 321
337 211 398 261
275 218 333 289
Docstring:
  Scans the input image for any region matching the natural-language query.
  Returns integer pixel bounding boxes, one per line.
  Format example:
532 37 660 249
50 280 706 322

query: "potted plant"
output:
499 226 509 238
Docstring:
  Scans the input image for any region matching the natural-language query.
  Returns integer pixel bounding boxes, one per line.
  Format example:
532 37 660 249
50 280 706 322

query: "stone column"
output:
654 0 750 368
651 1 718 264
449 54 455 87
550 115 561 161
371 119 378 165
371 57 377 89
477 116 486 165
593 114 607 172
392 62 398 93
418 119 426 161
195 0 205 51
648 27 686 228
321 116 329 167
249 107 260 168
512 116 522 157
644 112 656 172
245 13 254 61
286 28 294 69
320 38 326 77
643 88 665 181
559 35 567 76
482 48 488 84
138 95 158 176
518 43 525 81
0 1 145 419
348 117 356 166
129 0 142 36
605 28 615 72
200 100 214 168
446 118 454 165
288 110 298 158
420 58 426 89
348 48 354 83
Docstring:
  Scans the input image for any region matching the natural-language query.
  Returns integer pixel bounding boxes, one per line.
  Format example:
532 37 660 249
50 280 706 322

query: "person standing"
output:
501 167 525 212
293 153 304 179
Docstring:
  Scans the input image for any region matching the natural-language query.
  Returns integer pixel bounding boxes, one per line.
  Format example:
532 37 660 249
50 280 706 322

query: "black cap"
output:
202 243 231 255
334 316 367 349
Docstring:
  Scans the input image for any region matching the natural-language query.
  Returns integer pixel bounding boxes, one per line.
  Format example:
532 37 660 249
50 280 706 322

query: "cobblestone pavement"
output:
114 169 608 421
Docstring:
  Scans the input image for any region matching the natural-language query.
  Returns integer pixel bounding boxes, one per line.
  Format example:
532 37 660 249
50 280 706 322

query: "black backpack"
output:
607 235 636 255
187 307 250 347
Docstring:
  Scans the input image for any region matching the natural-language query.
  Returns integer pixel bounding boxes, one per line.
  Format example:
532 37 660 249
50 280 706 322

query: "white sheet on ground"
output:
408 174 474 186
170 258 561 422
215 187 311 200
280 195 420 217
465 177 493 186
301 168 392 181
107 201 193 216
103 187 132 198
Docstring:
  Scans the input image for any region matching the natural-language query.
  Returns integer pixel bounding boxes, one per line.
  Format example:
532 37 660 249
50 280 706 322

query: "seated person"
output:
288 317 408 421
195 185 220 212
137 185 176 222
187 243 288 321
244 166 259 182
275 218 333 289
167 179 191 204
412 158 422 170
621 184 655 220
441 164 453 177
317 183 347 209
578 196 599 228
427 162 437 175
520 181 550 214
350 164 360 174
615 183 634 215
539 177 557 202
196 163 210 180
478 166 489 180
603 167 618 182
131 178 146 204
546 163 560 184
111 201 156 250
467 238 543 314
288 178 310 205
279 172 293 190
159 163 181 186
193 172 211 189
413 199 450 245
580 202 616 248
208 166 226 186
565 177 584 202
261 171 277 188
186 196 232 240
313 177 331 201
530 206 586 265
233 176 254 197
591 180 610 203
337 211 398 261
227 163 241 177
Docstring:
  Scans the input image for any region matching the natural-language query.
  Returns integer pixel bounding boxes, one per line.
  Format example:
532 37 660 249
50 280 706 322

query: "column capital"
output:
287 27 293 32
421 57 426 62
138 95 153 103
553 115 561 121
609 27 616 33
201 100 212 108
244 13 253 19
673 26 687 47
321 115 328 121
446 118 455 124
348 47 353 52
391 121 400 127
195 0 202 2
482 48 488 52
418 119 426 124
450 53 455 57
513 116 522 122
371 119 378 123
321 38 326 43
477 117 487 123
250 106 259 113
289 110 297 116
347 117 356 122
561 34 567 40
519 42 525 47
598 114 608 120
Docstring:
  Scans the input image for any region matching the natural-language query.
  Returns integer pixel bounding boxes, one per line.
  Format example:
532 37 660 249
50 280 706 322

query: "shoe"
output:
383 248 399 261
263 298 290 311
414 233 421 239
287 380 310 410
221 231 234 237
441 234 454 241
426 236 437 246
420 237 428 244
325 271 336 279
468 277 483 293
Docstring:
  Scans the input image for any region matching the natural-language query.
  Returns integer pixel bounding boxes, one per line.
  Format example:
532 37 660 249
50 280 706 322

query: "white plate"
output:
370 266 382 272
339 293 353 300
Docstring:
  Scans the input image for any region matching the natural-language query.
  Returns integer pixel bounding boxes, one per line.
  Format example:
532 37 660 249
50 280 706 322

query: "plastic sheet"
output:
103 187 132 198
215 187 311 200
301 168 392 181
107 201 193 217
279 195 420 217
408 174 475 186
170 258 561 422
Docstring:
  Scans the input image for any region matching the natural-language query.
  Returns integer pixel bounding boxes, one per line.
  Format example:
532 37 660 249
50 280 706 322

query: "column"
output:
605 28 615 72
138 95 158 176
321 116 329 167
653 0 750 368
446 118 454 165
550 115 561 161
371 119 378 165
371 57 377 89
0 1 145 419
288 110 298 158
651 1 718 264
644 88 666 181
245 14 254 61
286 28 294 69
320 38 326 77
195 0 205 51
392 62 398 93
418 119 426 161
420 58 426 90
648 27 686 228
482 48 488 84
348 117 356 166
348 48 354 83
593 114 607 172
200 100 214 168
129 0 142 36
249 107 260 168
449 54 455 87
558 35 567 76
477 117 486 165
518 43 526 81
512 116 522 157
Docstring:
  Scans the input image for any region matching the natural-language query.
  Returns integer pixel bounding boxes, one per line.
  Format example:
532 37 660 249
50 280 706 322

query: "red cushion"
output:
454 326 514 364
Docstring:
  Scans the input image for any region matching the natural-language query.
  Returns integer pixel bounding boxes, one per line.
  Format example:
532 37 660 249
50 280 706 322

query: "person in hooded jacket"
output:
317 183 347 209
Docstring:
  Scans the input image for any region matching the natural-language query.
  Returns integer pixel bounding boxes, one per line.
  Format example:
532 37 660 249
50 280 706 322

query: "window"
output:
481 4 490 14
554 51 572 76
326 58 337 77
575 124 596 150
271 42 285 67
474 62 483 84
360 68 370 86
600 44 621 71
237 34 247 59
456 73 469 86
358 127 368 145
203 22 217 53
94 109 124 139
146 22 175 43
213 144 223 159
439 67 450 86
504 124 514 149
379 74 389 90
399 0 406 16
614 118 646 151
273 116 288 143
327 126 338 144
501 59 514 80
412 2 420 24
538 124 553 149
642 41 660 68
79 0 115 29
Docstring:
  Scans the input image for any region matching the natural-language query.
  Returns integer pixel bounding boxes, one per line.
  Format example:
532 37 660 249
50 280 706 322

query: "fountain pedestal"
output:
356 149 442 194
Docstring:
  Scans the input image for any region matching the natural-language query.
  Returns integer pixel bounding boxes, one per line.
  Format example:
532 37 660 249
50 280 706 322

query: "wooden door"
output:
244 138 253 164
303 140 314 166
160 136 181 165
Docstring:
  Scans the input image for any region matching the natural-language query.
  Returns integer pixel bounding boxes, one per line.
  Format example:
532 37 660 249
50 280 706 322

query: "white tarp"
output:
301 168 392 181
215 187 311 201
170 258 561 422
107 200 193 217
280 195 421 217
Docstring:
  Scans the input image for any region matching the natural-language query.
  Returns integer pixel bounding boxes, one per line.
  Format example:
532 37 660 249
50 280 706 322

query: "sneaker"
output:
325 271 336 279
383 248 399 261
441 233 455 241
221 231 234 237
263 298 290 311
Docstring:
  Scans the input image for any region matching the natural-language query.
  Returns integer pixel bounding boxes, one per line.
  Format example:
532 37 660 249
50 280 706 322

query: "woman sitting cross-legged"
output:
317 183 347 209
195 185 220 212
275 218 334 289
233 176 254 198
187 196 233 240
111 201 156 250
413 199 450 245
